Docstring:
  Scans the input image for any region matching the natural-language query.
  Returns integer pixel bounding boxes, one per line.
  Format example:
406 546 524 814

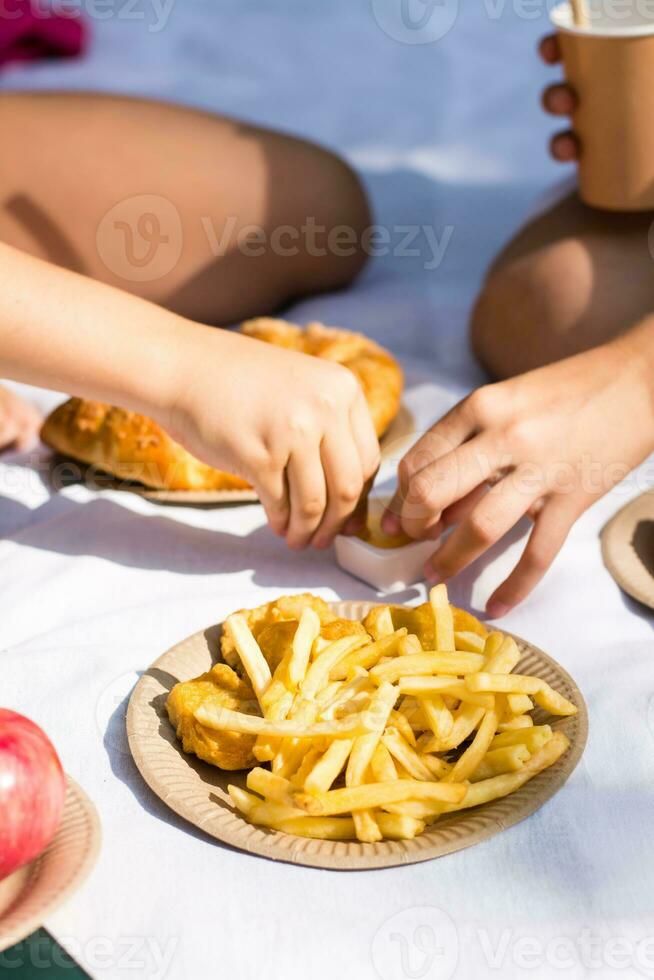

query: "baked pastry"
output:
40 318 404 492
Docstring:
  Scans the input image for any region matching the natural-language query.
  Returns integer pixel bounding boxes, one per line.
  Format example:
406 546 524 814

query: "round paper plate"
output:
48 404 414 507
0 777 101 952
601 489 654 610
127 601 587 870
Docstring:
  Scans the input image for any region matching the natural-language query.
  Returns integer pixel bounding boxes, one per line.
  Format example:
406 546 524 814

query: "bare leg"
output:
0 93 370 324
470 189 654 378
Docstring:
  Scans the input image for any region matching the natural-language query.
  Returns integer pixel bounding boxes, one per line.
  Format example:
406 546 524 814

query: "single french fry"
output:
429 584 455 651
422 703 486 753
506 694 533 715
195 703 373 738
466 673 577 716
370 742 398 782
301 635 367 699
253 689 294 762
497 714 534 732
419 695 454 740
381 728 434 780
352 809 383 843
247 767 295 805
290 747 323 787
470 743 531 781
376 813 425 839
484 635 521 674
399 633 423 656
454 630 486 654
482 631 505 661
330 630 407 681
399 676 495 710
373 606 395 638
228 784 259 817
390 708 417 746
304 738 354 794
420 753 451 779
268 815 358 839
224 613 272 704
442 732 570 812
347 684 398 786
287 607 321 688
445 708 499 783
371 651 484 684
490 725 553 753
294 778 467 816
381 800 440 820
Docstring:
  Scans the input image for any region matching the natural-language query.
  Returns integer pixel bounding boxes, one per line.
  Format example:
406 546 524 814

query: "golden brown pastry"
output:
41 318 403 492
166 663 258 770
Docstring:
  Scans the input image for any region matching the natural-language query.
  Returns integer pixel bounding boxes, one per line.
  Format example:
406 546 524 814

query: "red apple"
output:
0 709 66 880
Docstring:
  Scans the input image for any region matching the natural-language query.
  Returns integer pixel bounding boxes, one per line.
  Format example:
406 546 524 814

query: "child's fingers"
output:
395 434 500 541
423 476 539 585
539 33 561 64
351 390 381 483
382 404 475 535
284 449 327 550
256 468 290 537
542 83 576 116
550 130 579 162
311 429 364 549
485 496 580 617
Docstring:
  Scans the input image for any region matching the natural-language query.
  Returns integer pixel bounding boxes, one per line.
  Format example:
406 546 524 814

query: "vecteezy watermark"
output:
371 909 654 978
0 933 178 978
95 192 455 283
371 0 459 44
0 0 176 33
96 194 183 283
371 906 460 980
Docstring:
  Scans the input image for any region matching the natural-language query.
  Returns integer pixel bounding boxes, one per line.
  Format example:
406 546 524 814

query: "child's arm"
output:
383 321 654 615
0 241 379 547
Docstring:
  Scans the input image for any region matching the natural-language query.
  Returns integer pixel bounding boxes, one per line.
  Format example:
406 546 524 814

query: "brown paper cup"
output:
551 2 654 211
0 777 101 952
601 488 654 608
127 601 588 871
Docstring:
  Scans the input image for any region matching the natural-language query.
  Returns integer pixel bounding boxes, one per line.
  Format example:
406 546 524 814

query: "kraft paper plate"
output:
48 404 415 507
126 601 587 870
0 777 101 952
601 489 654 610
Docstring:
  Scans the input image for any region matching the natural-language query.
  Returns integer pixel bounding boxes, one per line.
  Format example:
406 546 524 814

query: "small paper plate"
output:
47 404 414 507
126 601 587 870
601 488 654 610
0 777 101 952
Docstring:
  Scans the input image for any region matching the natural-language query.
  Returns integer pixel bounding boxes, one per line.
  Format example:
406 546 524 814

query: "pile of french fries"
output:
194 586 577 843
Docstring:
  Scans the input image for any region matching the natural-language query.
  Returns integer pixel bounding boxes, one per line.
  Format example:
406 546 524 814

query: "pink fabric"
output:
0 0 87 67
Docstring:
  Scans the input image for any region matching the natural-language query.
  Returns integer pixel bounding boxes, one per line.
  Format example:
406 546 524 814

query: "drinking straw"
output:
570 0 589 27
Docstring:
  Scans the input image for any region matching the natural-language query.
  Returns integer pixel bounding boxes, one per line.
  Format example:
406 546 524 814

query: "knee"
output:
470 240 593 379
277 140 372 293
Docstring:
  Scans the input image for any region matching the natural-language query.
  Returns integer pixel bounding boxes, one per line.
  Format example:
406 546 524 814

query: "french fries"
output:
203 586 577 843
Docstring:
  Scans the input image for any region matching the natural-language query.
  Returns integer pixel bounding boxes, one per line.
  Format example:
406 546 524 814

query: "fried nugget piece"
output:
220 594 367 673
166 663 258 771
363 602 487 647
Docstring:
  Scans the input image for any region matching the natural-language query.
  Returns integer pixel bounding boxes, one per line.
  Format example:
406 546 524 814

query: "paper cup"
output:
551 1 654 211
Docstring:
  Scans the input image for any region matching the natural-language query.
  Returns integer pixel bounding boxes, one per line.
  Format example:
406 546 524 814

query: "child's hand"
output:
0 385 41 452
168 329 380 550
539 34 579 162
382 338 654 616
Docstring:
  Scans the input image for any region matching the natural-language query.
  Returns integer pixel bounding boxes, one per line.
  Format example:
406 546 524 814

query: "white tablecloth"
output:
2 2 654 978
